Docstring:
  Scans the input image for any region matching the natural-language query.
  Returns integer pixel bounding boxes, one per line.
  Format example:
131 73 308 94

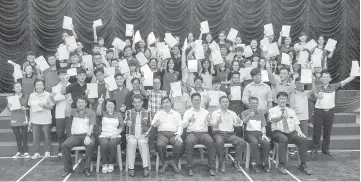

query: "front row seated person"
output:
61 96 96 178
124 94 151 177
182 93 216 176
210 96 245 173
269 92 311 175
152 97 183 174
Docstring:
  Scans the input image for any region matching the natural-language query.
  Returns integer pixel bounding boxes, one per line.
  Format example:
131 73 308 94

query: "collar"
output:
76 108 89 114
163 109 174 114
34 91 46 96
276 105 288 111
191 107 202 112
279 81 291 86
251 82 265 86
217 109 230 115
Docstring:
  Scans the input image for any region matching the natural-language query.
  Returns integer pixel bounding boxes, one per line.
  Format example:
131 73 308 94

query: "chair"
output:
272 143 301 168
155 145 182 170
125 146 151 171
215 143 233 169
96 144 123 173
71 146 94 171
244 142 271 169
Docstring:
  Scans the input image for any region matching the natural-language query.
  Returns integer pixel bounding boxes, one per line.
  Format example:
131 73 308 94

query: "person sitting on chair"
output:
152 97 183 174
269 92 311 175
124 94 151 177
210 96 246 173
182 93 216 176
61 95 96 177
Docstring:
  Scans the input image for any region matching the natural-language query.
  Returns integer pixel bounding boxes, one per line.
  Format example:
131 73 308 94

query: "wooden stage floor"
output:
0 150 359 181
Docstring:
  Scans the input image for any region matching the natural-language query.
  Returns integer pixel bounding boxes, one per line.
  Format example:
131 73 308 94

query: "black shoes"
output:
171 162 181 173
188 168 194 176
311 149 318 155
159 163 168 174
83 168 91 177
128 169 135 177
232 160 241 171
277 164 287 175
219 161 226 173
251 164 260 173
322 151 332 156
143 167 150 177
298 163 312 175
262 163 271 173
209 168 216 176
61 170 73 177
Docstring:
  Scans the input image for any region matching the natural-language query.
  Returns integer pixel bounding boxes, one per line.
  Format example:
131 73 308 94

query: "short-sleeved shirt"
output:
241 109 266 132
109 87 129 112
43 68 60 92
147 90 168 116
314 82 342 109
268 106 300 133
182 107 210 133
21 75 37 95
66 81 87 108
294 91 311 120
53 82 70 119
10 94 29 126
201 72 213 91
271 81 296 108
28 91 54 125
211 109 241 132
100 111 124 137
242 82 273 113
151 109 183 135
70 108 96 135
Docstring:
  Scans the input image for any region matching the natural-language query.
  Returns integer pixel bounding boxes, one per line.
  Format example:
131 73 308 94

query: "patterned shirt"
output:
147 89 168 117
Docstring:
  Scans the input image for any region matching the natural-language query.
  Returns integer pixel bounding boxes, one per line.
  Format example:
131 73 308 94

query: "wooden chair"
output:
71 146 94 171
95 144 123 173
155 145 182 170
244 142 271 169
272 143 301 168
215 143 233 169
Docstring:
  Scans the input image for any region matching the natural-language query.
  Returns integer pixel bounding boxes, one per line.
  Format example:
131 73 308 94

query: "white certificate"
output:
211 50 224 65
34 56 50 71
230 86 242 100
244 45 253 58
297 51 309 65
281 53 291 65
58 45 69 61
87 83 98 99
252 62 258 68
112 37 126 51
188 59 198 73
134 30 142 44
264 23 274 36
67 68 77 76
135 52 149 66
261 70 269 82
62 16 73 30
170 82 182 97
65 36 77 50
105 67 115 76
82 55 93 69
324 38 337 52
157 42 171 59
304 39 317 51
147 32 156 45
209 41 220 52
267 43 280 57
300 69 312 84
13 64 23 80
118 59 130 74
165 33 177 47
281 25 291 37
140 64 153 86
125 24 134 37
7 95 21 111
350 61 360 77
104 76 118 91
200 21 210 34
311 48 323 67
260 38 270 50
226 28 238 41
93 19 103 28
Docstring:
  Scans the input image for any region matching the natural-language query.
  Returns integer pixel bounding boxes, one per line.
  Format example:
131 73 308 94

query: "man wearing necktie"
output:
269 92 311 175
125 94 151 177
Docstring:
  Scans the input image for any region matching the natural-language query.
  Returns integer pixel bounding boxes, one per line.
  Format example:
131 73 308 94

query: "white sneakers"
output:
31 153 41 159
23 153 30 158
102 164 115 173
44 152 51 158
13 152 22 158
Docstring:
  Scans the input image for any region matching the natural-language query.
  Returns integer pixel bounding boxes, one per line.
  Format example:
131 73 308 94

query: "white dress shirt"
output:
182 107 210 133
210 109 242 132
268 106 300 133
151 109 183 135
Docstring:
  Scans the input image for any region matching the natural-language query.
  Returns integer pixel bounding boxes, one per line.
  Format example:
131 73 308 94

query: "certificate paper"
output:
226 28 238 41
104 76 118 91
230 86 241 100
93 19 103 28
62 16 73 30
188 59 198 72
140 64 153 86
200 21 210 34
125 24 134 37
34 56 50 71
170 82 182 97
281 25 291 37
87 83 98 99
300 69 312 84
264 23 274 36
118 59 130 74
7 95 21 111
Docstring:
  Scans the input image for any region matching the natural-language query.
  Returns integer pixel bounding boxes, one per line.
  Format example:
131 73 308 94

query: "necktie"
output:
281 109 289 133
135 112 141 138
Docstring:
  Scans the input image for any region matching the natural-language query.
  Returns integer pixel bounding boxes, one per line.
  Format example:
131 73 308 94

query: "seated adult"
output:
96 98 124 174
182 93 216 176
152 97 183 174
61 96 96 177
269 92 311 175
210 96 246 173
124 94 151 177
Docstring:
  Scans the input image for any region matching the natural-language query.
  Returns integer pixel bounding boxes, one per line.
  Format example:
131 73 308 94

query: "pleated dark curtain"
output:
0 0 359 94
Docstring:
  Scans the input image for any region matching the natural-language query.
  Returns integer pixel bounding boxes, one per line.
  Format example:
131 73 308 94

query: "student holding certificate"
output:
7 82 30 158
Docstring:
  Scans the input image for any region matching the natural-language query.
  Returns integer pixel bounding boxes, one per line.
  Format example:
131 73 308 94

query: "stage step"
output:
306 135 360 150
0 142 60 157
333 113 357 124
307 123 360 136
0 129 58 143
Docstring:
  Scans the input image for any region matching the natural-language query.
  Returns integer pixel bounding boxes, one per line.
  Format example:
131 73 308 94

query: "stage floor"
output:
0 151 359 181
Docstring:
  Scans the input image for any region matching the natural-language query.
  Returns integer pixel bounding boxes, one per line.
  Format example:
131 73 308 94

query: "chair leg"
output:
90 161 93 172
96 146 100 173
200 149 204 161
178 158 181 170
117 145 122 171
297 147 301 165
215 155 219 170
245 143 251 169
148 155 151 170
156 153 160 170
225 147 229 161
75 150 79 163
125 154 128 171
286 146 289 163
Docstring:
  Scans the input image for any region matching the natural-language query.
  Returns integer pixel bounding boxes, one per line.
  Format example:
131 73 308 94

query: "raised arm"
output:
93 27 98 43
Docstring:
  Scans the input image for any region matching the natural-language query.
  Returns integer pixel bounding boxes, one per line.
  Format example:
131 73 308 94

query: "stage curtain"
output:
0 0 359 93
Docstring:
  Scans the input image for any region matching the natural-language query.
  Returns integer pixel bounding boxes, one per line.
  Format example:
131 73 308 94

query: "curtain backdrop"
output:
0 0 359 94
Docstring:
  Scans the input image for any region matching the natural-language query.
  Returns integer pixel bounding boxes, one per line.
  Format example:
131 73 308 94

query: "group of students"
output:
6 23 357 178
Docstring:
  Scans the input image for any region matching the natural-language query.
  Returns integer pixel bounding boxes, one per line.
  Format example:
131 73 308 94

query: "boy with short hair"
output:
204 78 227 114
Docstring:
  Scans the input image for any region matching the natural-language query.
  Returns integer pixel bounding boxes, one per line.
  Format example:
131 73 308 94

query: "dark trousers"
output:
32 124 51 153
245 131 270 165
272 130 308 165
51 106 56 127
313 108 334 152
149 126 157 151
185 132 216 168
62 134 95 172
56 117 71 152
12 126 28 153
299 120 309 137
99 137 121 164
229 101 242 116
213 131 246 162
156 131 183 164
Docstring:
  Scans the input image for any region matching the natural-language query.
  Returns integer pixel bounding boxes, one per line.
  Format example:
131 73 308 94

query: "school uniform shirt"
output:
124 72 141 91
53 82 70 119
314 82 342 109
69 108 96 135
271 81 296 108
28 91 54 125
211 109 242 132
201 72 213 91
42 67 60 92
241 109 267 132
242 82 273 113
21 75 37 95
171 92 192 116
109 87 129 112
100 111 124 137
147 90 168 116
125 109 151 136
151 109 183 135
91 82 107 111
294 90 311 120
10 94 29 126
215 68 230 91
66 81 87 108
268 106 300 133
162 70 181 92
182 107 210 133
